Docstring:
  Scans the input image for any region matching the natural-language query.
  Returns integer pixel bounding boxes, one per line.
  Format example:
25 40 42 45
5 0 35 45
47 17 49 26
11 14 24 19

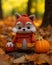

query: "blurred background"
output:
0 0 45 19
0 0 45 29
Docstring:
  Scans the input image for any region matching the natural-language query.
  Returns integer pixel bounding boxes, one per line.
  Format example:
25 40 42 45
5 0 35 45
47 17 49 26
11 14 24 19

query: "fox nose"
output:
23 29 25 31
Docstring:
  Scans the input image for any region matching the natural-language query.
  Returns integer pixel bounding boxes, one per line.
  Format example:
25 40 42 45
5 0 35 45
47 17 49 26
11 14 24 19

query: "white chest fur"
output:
22 38 27 49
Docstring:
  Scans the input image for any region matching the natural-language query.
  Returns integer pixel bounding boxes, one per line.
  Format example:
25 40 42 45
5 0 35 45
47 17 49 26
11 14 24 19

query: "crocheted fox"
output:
6 14 36 51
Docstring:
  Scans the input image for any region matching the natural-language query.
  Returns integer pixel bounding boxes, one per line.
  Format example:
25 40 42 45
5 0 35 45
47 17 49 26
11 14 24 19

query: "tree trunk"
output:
27 0 32 15
0 0 3 19
41 0 52 28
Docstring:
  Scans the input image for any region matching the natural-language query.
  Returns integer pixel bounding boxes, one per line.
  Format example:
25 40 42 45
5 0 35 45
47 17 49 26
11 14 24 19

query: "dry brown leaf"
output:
13 56 26 63
0 54 10 62
0 54 11 65
0 62 10 65
25 54 38 61
35 54 50 64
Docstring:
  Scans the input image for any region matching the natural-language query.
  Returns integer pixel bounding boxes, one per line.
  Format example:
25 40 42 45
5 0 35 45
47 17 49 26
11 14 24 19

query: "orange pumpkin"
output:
35 39 50 53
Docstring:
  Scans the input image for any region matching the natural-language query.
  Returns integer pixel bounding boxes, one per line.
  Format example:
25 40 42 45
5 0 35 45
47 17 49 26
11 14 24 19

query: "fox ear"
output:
29 15 35 21
15 13 21 19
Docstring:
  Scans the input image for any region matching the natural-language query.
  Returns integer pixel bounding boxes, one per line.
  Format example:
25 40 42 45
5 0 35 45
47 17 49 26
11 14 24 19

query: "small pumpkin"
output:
35 36 50 53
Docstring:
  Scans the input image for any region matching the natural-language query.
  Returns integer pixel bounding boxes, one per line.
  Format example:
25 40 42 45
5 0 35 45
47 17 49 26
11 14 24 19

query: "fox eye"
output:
18 26 21 29
27 26 30 29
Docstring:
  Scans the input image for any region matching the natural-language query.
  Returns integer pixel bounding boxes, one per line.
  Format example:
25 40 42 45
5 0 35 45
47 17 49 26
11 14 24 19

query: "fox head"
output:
12 13 36 33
